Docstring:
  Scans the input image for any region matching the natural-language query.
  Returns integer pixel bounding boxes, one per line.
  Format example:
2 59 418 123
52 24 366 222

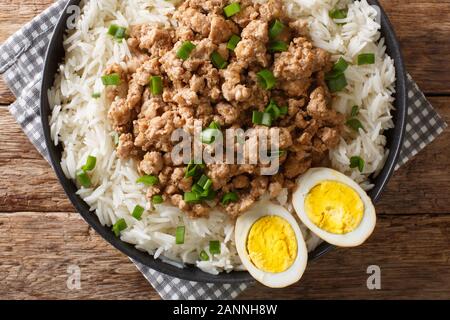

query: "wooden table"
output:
0 0 449 300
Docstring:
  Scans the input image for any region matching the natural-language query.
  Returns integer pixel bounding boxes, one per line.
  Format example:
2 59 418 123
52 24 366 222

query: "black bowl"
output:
40 0 407 283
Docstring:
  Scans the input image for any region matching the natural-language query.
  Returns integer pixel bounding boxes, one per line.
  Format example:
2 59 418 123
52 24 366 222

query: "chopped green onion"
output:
199 250 210 261
326 73 347 92
175 226 185 244
279 106 288 115
81 155 97 172
150 76 163 95
223 2 241 18
92 92 101 99
257 69 276 90
176 41 196 60
76 170 91 188
112 218 127 237
265 100 281 119
351 105 359 117
211 51 228 69
357 53 375 65
107 24 127 41
350 156 365 173
346 118 364 132
227 34 241 51
114 27 127 39
107 24 119 36
269 40 288 53
332 57 349 74
185 161 205 178
261 112 272 126
152 195 164 204
221 192 238 205
201 128 221 144
192 184 204 195
329 8 348 20
252 111 263 125
209 240 221 255
136 175 159 186
197 175 212 191
112 219 127 236
269 19 285 39
132 205 145 220
184 191 201 203
208 121 221 130
101 73 121 86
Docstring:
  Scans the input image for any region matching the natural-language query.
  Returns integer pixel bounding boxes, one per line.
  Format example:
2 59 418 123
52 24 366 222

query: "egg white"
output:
235 201 308 288
292 168 376 247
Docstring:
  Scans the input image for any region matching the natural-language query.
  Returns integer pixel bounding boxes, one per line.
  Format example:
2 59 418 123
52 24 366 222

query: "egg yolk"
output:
246 216 297 273
305 181 364 234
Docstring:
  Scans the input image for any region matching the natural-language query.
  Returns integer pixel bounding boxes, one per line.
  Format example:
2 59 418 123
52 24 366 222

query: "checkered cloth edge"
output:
0 0 446 300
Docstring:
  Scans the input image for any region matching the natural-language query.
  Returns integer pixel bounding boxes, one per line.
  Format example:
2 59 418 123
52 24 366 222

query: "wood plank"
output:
378 0 450 94
0 211 448 299
0 97 448 214
1 0 450 103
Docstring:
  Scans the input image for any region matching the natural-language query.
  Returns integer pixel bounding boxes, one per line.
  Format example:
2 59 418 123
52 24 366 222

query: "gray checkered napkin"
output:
0 0 447 300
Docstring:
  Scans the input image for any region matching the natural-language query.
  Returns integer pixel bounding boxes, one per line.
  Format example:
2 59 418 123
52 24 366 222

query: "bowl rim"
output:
40 0 407 284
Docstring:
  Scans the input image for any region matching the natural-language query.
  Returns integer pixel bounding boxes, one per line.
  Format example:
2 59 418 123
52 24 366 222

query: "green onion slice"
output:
208 121 221 130
227 34 241 50
92 92 101 99
269 40 288 53
332 57 349 74
279 106 288 115
350 156 365 172
269 19 285 39
81 155 97 172
351 105 359 117
221 192 238 205
184 191 201 203
176 41 196 60
132 205 145 220
175 226 185 244
199 250 210 261
257 69 276 90
346 118 364 132
152 195 164 204
76 170 91 188
112 218 127 237
197 175 212 191
209 240 221 255
201 128 221 144
265 100 281 119
107 24 119 36
252 111 263 125
357 53 375 65
136 175 159 186
101 73 121 86
150 76 163 95
185 161 205 178
107 24 127 41
326 73 347 92
261 112 272 127
224 2 241 18
329 9 348 20
211 51 228 69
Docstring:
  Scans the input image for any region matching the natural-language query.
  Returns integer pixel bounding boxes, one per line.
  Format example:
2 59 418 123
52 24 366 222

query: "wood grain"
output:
1 0 450 104
0 212 448 300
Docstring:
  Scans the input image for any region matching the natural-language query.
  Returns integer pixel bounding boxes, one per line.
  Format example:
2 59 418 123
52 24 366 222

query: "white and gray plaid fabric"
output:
0 0 446 300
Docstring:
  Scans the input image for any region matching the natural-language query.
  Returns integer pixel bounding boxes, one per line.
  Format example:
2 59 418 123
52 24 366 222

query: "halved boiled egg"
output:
292 168 376 247
235 201 308 288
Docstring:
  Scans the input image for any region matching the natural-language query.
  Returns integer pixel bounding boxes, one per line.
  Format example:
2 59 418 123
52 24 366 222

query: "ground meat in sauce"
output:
105 0 344 218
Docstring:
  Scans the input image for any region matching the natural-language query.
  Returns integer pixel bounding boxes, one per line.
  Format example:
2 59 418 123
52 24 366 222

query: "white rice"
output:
49 0 395 274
